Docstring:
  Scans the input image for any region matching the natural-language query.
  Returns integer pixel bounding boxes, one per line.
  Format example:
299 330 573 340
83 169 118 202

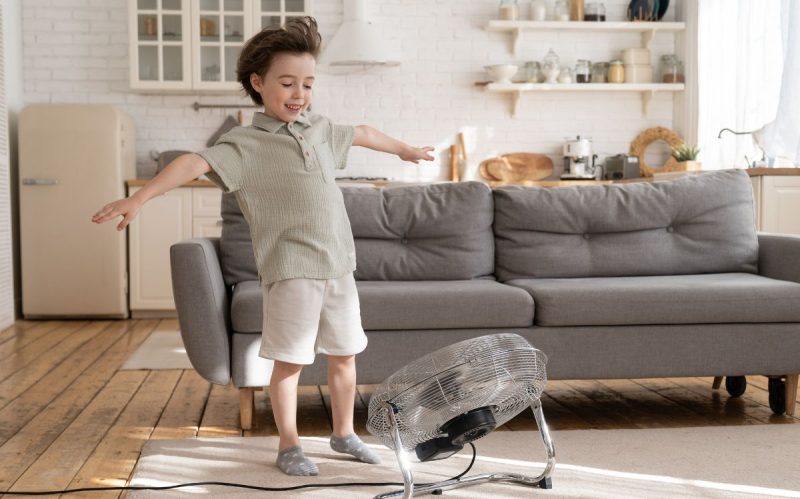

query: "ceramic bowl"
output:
485 64 518 84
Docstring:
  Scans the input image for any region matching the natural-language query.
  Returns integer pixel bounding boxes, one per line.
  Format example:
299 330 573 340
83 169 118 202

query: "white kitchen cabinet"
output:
129 0 313 92
758 176 800 235
128 186 222 316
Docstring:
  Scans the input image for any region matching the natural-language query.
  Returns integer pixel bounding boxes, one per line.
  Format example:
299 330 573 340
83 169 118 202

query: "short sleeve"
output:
197 134 243 193
330 122 355 170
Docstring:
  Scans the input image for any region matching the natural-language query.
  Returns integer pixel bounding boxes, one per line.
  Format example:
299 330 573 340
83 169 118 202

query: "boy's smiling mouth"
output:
286 104 302 112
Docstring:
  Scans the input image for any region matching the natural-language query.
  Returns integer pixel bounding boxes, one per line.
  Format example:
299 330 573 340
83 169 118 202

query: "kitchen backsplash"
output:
21 0 680 181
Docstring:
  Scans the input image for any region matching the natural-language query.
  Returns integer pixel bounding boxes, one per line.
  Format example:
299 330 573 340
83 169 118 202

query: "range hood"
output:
319 0 401 67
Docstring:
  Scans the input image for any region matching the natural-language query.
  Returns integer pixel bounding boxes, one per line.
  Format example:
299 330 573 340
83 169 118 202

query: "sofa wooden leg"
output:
712 376 723 390
786 374 798 417
239 387 255 430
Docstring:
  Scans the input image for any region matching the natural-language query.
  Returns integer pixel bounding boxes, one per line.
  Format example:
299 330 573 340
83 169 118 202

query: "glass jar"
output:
530 0 548 21
499 0 519 20
575 59 591 83
660 54 685 83
557 66 573 83
554 0 570 20
585 2 606 20
524 61 542 82
542 48 560 83
608 59 624 83
591 61 609 83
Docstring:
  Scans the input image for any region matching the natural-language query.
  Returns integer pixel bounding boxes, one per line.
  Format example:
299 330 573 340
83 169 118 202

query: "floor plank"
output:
0 320 158 491
0 320 88 382
198 383 243 438
0 320 38 346
8 370 148 492
66 370 182 498
0 321 108 410
0 320 60 357
0 321 126 446
150 370 212 440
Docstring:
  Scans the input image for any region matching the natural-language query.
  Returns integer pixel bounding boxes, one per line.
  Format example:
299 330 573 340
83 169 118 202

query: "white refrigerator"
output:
19 104 135 318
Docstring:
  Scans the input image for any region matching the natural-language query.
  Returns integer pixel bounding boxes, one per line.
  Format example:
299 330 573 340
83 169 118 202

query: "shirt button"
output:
401 237 408 244
299 136 304 140
305 151 310 157
667 226 674 233
582 233 590 240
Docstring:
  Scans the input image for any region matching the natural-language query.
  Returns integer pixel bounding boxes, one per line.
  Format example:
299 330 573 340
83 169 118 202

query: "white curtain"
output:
757 0 800 164
696 0 783 169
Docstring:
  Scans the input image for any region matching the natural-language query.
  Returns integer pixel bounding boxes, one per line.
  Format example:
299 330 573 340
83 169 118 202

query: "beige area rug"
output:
128 425 800 498
120 331 193 370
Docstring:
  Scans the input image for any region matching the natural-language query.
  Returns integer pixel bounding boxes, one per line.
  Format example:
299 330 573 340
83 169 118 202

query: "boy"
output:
92 17 434 476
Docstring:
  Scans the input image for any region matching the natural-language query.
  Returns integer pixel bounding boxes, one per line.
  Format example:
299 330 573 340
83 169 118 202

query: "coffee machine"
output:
562 136 598 179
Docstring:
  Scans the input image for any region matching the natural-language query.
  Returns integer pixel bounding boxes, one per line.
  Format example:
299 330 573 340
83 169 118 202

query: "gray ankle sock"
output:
330 433 382 464
276 446 319 476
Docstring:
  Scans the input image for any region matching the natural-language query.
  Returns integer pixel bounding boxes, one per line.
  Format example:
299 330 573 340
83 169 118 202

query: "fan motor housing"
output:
415 406 497 462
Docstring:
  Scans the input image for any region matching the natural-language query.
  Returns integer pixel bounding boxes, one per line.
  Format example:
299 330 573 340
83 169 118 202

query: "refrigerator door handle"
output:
22 178 60 185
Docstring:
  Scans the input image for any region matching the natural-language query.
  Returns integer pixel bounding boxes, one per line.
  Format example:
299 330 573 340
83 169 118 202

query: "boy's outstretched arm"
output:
91 153 211 231
353 125 435 163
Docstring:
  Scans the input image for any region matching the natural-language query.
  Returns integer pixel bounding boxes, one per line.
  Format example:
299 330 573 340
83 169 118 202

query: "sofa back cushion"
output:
220 193 259 286
493 169 759 281
218 181 495 285
342 181 495 280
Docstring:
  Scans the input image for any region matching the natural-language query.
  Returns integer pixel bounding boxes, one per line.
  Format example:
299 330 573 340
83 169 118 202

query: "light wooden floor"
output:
0 319 798 497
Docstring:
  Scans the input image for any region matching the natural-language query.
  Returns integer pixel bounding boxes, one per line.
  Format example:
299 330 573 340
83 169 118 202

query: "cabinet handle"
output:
22 178 59 186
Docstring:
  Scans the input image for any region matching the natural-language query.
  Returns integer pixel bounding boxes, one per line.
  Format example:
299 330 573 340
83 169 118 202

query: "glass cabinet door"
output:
130 0 192 89
255 0 313 30
193 0 252 89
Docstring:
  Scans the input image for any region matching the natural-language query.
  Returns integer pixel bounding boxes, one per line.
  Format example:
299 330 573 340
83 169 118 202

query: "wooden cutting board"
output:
479 153 554 182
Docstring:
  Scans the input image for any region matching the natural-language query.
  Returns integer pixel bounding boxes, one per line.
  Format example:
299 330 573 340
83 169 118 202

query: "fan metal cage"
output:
367 333 547 451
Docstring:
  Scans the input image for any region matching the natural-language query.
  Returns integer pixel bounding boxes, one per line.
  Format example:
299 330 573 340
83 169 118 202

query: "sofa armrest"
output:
170 238 232 385
758 232 800 284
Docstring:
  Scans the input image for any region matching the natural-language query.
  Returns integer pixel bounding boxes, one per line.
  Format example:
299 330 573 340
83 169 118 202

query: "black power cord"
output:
2 443 477 496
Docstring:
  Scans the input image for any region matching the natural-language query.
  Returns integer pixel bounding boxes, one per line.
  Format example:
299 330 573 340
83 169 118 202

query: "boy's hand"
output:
400 146 435 164
91 197 142 231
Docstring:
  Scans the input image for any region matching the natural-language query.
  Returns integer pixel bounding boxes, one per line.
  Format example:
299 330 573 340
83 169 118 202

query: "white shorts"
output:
259 273 368 365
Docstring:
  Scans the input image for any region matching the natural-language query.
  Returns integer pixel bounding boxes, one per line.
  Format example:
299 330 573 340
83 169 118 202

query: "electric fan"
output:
367 333 555 498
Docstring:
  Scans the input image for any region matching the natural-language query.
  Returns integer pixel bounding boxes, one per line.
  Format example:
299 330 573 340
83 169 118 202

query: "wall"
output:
20 0 682 181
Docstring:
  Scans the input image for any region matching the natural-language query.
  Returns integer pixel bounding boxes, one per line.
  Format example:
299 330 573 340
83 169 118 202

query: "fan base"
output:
377 400 556 499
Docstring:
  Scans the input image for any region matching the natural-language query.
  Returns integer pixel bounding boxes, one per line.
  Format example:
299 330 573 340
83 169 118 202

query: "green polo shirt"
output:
198 111 356 284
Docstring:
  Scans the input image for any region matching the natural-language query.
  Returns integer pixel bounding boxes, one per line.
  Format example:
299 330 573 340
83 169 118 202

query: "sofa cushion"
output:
219 181 495 285
493 170 759 281
357 280 534 329
220 193 258 286
229 279 534 333
507 273 800 327
342 182 495 281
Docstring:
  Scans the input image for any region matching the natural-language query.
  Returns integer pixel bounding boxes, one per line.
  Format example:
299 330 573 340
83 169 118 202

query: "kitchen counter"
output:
127 168 800 190
746 168 800 176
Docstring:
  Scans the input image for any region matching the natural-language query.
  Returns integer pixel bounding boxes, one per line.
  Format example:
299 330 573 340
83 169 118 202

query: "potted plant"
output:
670 144 702 171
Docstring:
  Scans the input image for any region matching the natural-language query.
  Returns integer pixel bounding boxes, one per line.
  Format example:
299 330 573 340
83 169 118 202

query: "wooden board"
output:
479 153 554 182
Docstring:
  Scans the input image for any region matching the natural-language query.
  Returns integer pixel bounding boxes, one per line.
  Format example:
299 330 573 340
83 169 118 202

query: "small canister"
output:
524 61 542 82
608 60 624 83
660 54 685 83
591 62 609 83
575 59 591 83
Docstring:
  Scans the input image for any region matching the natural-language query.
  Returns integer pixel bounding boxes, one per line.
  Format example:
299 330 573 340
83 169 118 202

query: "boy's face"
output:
251 52 315 123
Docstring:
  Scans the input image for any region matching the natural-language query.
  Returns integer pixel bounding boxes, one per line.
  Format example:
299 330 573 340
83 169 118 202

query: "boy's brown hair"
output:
237 17 322 105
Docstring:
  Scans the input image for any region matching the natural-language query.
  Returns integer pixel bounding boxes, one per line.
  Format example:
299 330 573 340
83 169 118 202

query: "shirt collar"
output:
251 111 311 133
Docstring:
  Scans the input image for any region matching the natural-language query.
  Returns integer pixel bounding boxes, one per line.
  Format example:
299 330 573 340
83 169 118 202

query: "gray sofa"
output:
171 169 800 429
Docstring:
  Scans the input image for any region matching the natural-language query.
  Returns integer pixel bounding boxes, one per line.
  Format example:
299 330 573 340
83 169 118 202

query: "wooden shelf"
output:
482 82 685 117
486 20 686 55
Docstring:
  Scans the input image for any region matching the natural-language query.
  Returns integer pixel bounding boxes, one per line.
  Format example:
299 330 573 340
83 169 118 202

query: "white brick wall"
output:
21 0 683 181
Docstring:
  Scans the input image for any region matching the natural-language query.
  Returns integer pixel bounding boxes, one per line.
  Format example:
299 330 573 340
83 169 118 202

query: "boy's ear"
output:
250 73 262 91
